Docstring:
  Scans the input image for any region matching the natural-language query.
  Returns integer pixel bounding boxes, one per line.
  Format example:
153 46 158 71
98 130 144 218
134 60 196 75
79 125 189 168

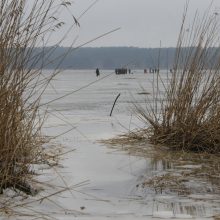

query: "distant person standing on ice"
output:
96 68 100 77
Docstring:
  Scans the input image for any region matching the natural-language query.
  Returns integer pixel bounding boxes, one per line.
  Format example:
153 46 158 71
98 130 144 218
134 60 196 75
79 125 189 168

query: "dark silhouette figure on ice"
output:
96 68 100 77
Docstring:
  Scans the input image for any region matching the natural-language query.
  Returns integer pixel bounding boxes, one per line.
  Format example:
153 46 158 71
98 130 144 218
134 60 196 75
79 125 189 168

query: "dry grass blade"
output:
135 7 220 153
0 0 76 206
0 0 114 218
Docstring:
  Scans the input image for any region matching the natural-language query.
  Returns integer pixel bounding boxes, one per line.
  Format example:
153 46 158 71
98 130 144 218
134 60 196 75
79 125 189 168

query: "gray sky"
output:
53 0 220 47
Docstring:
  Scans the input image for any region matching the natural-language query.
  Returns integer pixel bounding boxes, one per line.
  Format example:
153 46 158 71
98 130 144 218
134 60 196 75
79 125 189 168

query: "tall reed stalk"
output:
0 0 72 194
138 8 220 153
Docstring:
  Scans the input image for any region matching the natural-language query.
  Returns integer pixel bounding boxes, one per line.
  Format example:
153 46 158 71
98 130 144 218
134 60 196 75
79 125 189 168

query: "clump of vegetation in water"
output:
136 7 220 153
0 0 73 195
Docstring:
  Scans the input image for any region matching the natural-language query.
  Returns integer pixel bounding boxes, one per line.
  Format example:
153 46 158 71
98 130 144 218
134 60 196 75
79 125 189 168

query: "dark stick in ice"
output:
110 93 121 116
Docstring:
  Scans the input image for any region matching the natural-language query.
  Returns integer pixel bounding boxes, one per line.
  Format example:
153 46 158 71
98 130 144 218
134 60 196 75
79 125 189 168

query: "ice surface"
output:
1 70 218 219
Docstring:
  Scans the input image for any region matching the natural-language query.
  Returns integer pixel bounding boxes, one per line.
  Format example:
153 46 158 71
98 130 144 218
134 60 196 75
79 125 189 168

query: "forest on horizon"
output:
33 46 219 70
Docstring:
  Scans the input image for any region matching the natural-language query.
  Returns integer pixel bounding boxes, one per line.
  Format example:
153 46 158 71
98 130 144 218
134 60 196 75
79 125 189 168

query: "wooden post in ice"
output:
110 93 121 116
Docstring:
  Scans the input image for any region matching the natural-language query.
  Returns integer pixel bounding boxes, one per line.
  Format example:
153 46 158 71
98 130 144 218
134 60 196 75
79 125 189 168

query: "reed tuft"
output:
0 0 72 194
137 7 220 153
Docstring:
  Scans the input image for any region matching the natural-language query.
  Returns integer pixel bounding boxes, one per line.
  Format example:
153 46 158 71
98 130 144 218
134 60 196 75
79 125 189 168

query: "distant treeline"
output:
31 47 220 70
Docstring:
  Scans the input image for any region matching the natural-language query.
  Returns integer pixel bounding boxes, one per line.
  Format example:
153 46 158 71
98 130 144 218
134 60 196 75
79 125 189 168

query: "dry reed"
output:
136 7 220 153
0 0 73 195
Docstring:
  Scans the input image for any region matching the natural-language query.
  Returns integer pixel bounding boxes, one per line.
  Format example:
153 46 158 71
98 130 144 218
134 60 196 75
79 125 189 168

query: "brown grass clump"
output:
137 7 220 153
0 0 73 195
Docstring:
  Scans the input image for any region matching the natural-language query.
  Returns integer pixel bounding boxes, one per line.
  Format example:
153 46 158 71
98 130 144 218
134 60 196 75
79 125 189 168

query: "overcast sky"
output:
53 0 220 48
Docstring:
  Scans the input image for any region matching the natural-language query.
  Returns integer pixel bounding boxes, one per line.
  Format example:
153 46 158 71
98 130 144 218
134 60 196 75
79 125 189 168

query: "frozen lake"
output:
42 69 156 219
3 70 219 219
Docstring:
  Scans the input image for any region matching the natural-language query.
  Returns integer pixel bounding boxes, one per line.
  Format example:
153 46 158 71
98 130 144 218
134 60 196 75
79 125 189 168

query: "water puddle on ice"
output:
129 145 220 219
